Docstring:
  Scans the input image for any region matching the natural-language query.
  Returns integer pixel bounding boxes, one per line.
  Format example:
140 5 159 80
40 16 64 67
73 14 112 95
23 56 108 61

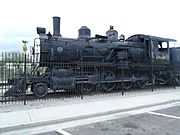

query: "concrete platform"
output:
1 89 180 133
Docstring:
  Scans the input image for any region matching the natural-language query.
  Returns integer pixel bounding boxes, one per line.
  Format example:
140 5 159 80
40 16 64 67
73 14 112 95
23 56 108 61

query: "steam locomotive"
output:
5 16 180 97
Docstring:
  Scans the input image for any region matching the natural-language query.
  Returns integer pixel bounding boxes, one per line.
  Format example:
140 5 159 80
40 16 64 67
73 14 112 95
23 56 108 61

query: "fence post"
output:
173 65 176 89
23 53 27 105
151 64 154 92
22 40 28 105
80 58 83 99
122 67 124 95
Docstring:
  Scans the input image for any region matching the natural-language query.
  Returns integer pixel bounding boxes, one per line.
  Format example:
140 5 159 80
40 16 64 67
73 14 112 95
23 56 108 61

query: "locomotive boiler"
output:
5 16 179 97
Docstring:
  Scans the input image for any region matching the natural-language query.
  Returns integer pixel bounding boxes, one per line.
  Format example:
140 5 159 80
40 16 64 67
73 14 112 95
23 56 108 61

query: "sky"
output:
0 0 180 53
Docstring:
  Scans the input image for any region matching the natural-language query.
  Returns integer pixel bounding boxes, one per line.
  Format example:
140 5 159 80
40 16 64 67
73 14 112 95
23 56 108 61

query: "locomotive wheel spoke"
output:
140 80 147 88
116 82 122 90
82 83 94 94
133 80 147 89
100 70 116 92
75 83 94 94
101 83 116 92
134 81 142 89
123 81 133 90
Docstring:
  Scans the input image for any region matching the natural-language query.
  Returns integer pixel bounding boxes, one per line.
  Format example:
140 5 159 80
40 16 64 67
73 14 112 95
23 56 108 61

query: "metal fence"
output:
0 52 179 104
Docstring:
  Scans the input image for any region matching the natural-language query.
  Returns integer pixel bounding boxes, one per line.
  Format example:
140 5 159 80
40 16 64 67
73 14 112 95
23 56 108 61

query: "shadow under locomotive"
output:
4 16 180 98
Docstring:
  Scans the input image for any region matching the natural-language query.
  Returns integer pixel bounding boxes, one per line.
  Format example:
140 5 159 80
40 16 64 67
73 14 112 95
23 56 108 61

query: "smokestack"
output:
53 16 61 36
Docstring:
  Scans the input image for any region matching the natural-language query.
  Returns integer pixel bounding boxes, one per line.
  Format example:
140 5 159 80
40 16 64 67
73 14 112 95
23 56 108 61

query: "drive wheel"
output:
33 83 48 97
100 70 116 92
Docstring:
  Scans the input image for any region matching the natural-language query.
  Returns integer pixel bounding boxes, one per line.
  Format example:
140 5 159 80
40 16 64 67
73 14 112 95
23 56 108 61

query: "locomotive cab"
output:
126 34 176 64
148 36 176 64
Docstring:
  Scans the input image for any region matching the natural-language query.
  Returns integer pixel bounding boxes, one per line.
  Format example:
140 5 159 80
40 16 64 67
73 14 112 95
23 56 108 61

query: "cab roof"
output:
126 34 176 42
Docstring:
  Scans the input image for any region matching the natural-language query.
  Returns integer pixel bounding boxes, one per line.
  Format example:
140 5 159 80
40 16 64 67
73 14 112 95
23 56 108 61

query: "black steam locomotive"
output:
5 17 180 97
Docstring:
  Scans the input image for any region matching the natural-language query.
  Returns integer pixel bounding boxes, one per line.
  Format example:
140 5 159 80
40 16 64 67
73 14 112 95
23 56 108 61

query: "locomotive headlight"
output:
57 47 63 53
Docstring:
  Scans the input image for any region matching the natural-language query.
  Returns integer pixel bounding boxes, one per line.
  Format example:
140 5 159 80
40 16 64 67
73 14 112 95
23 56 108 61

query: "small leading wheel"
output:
33 83 48 97
100 70 116 92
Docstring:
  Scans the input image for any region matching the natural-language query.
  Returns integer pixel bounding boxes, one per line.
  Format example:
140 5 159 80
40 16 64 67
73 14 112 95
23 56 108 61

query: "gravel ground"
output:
0 87 179 113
